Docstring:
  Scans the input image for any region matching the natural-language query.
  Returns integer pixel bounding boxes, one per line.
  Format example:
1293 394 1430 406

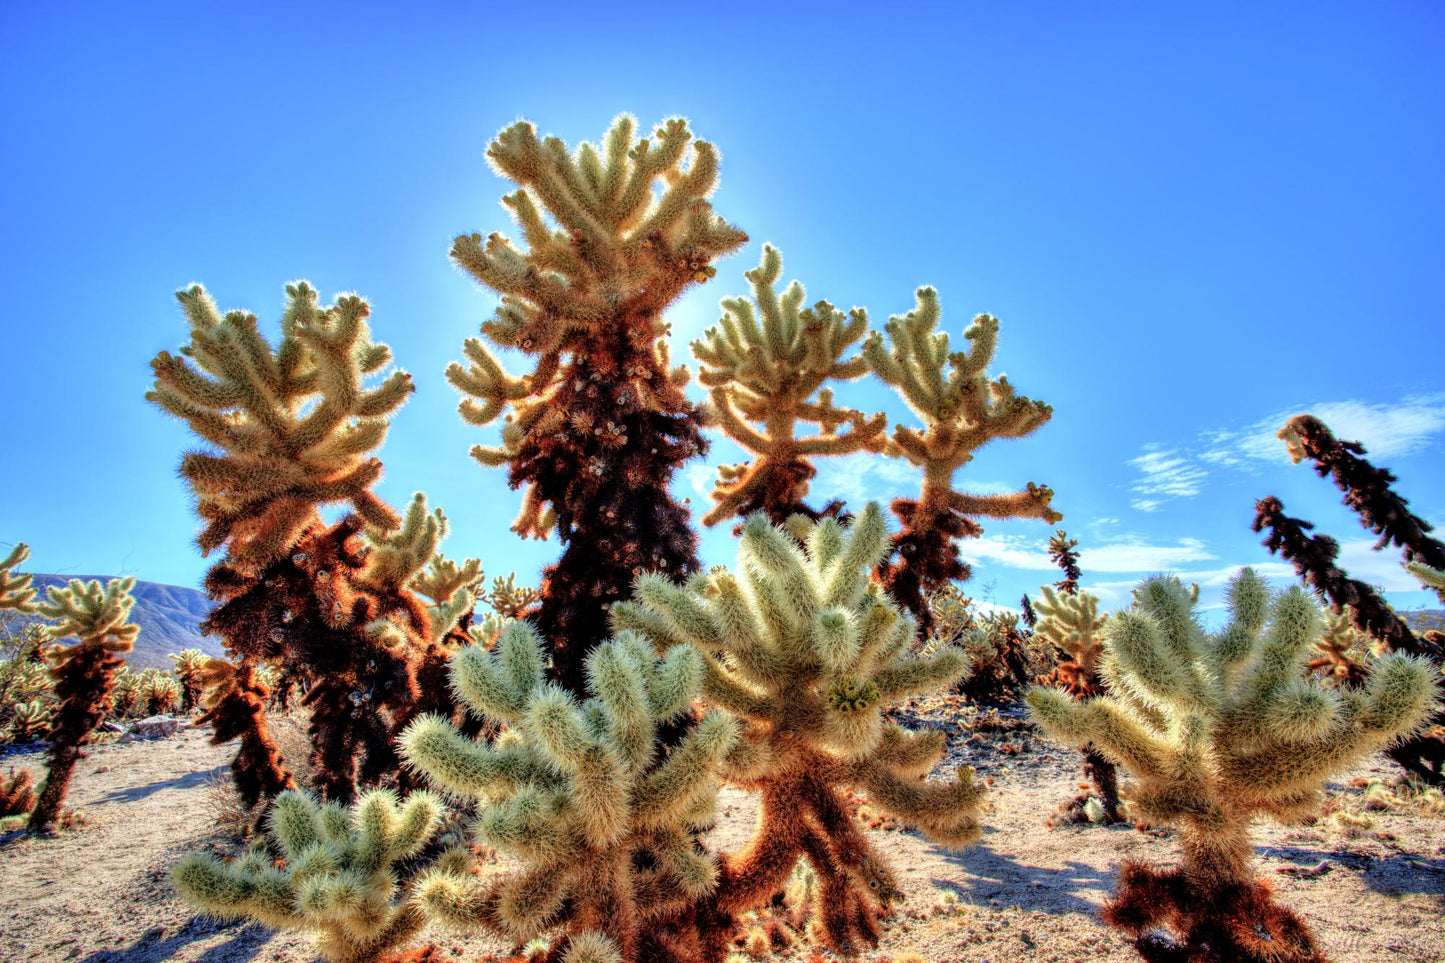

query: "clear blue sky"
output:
3 1 1441 622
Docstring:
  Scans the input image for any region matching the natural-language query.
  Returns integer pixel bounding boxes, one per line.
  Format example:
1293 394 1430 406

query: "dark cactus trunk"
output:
29 647 122 833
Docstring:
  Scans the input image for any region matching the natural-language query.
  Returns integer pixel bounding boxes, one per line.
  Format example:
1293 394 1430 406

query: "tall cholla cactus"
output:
1031 585 1121 824
691 244 887 528
612 504 982 953
400 623 738 963
173 787 444 962
147 282 412 571
862 293 1059 633
30 577 139 833
445 114 747 696
1027 571 1438 962
149 282 419 803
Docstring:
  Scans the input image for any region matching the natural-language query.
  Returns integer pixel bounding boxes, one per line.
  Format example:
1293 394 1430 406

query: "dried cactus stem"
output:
30 646 122 832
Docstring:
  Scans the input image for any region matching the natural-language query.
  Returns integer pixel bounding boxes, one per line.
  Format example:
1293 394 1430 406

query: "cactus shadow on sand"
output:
97 765 226 805
1256 843 1445 899
77 918 269 963
935 833 1116 916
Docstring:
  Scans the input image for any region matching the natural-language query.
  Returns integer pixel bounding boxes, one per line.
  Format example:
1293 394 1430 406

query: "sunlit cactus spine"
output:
691 244 886 528
612 504 982 954
862 293 1059 633
0 543 39 614
1027 570 1438 962
194 657 295 811
1306 609 1371 689
445 113 747 697
143 670 183 716
400 621 737 963
173 787 445 962
170 648 209 712
29 577 139 833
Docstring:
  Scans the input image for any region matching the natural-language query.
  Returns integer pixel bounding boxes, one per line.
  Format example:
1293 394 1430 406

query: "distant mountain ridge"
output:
9 575 224 670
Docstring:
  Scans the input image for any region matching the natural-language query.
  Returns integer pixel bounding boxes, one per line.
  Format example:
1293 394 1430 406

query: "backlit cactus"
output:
0 766 35 819
400 622 738 963
692 244 887 527
612 504 982 953
0 543 39 614
29 576 139 833
445 113 747 696
1031 584 1122 824
862 293 1059 632
1027 570 1438 962
170 648 209 711
9 699 50 741
173 787 444 962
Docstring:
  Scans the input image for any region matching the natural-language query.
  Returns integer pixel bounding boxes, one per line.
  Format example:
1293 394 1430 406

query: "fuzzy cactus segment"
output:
1027 570 1439 962
173 787 443 963
399 620 737 961
612 503 982 954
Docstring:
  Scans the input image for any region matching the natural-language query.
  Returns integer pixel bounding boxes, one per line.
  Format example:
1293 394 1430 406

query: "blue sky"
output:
3 1 1441 623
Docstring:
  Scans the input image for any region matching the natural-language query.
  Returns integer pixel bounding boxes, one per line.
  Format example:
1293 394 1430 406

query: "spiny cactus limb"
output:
0 543 38 613
0 767 36 817
1279 414 1445 600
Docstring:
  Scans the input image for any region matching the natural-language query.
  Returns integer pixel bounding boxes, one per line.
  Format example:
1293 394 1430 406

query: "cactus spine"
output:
170 648 208 711
862 295 1059 632
612 504 982 954
29 577 139 832
445 114 747 696
1027 570 1438 962
691 244 887 527
173 787 443 962
400 623 737 962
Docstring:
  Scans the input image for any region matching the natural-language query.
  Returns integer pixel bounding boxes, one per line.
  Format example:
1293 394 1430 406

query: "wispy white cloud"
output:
811 452 921 509
958 534 1055 571
1200 393 1445 469
1080 536 1216 572
1126 446 1208 511
685 464 715 499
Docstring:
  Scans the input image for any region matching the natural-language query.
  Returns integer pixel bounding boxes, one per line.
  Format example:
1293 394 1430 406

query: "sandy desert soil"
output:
0 704 1442 963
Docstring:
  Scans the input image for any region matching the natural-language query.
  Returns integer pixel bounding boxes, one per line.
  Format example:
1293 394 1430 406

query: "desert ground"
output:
1 702 1441 963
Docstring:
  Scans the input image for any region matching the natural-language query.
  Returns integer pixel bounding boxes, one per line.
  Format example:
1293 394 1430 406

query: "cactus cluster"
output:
613 504 982 953
1028 570 1437 961
194 656 296 810
173 787 445 962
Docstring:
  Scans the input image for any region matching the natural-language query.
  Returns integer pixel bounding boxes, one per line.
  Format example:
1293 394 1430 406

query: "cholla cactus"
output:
170 649 209 711
144 671 183 716
1306 609 1371 688
612 504 982 953
1031 586 1121 824
150 282 423 802
111 666 141 717
0 767 35 818
400 622 737 963
1027 570 1438 962
29 577 139 833
445 114 747 696
692 244 887 528
862 293 1059 632
10 699 50 741
1279 414 1445 603
195 657 295 810
173 787 444 962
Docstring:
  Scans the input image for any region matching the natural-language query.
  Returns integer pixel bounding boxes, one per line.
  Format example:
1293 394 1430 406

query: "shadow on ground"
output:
78 918 271 963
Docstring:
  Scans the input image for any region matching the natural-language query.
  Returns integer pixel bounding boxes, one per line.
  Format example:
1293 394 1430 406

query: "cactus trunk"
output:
30 646 122 832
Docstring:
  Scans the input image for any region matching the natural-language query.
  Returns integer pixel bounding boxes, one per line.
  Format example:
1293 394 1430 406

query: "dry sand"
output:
0 704 1441 963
